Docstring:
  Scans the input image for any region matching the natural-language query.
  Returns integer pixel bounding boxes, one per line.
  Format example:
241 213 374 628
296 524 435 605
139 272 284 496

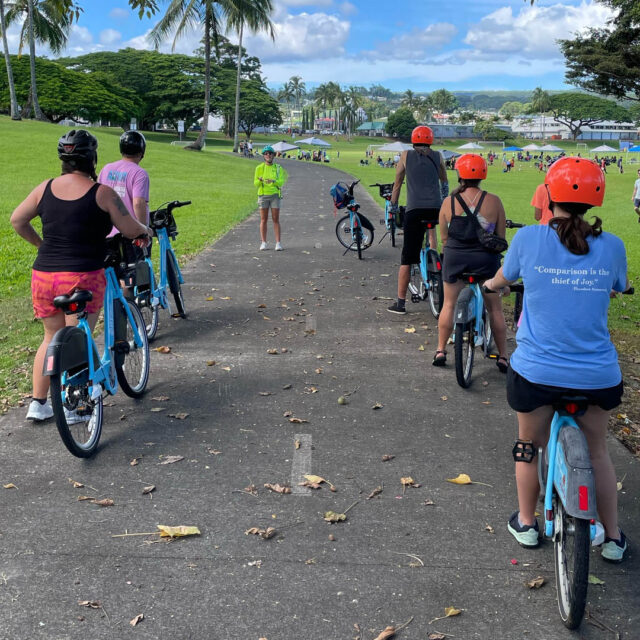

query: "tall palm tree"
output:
0 0 20 119
531 86 551 141
226 0 274 152
277 81 293 130
151 0 271 151
288 74 305 110
6 0 75 121
401 89 416 109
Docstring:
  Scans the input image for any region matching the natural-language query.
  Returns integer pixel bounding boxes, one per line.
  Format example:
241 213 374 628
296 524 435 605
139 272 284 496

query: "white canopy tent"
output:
271 141 299 153
296 136 331 147
457 142 484 150
377 141 413 152
522 143 541 151
539 144 564 152
590 144 616 153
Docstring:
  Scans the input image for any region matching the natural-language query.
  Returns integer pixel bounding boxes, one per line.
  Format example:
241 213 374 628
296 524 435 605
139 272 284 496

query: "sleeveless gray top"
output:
405 149 443 210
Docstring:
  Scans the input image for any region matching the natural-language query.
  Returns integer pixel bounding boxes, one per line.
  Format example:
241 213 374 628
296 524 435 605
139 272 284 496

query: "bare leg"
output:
436 279 465 352
577 406 619 538
397 264 410 299
271 208 281 243
259 209 269 242
514 406 554 525
428 228 438 252
483 289 508 358
32 314 66 398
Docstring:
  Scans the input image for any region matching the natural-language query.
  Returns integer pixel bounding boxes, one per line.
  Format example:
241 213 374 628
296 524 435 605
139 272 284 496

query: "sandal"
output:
432 350 447 367
496 356 508 373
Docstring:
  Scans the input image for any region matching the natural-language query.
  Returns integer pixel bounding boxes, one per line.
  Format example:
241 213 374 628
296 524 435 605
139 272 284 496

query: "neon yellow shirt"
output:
254 162 287 196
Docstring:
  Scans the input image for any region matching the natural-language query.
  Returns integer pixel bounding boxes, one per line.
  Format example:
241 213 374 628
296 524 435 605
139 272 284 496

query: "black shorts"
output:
442 246 500 284
506 367 623 413
401 208 440 265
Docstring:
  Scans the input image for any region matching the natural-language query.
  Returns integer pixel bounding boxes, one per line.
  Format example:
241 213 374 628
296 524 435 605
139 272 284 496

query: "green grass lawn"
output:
1 120 638 410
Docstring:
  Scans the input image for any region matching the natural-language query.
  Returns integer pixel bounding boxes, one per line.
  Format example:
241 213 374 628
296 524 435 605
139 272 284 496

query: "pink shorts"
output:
31 269 106 318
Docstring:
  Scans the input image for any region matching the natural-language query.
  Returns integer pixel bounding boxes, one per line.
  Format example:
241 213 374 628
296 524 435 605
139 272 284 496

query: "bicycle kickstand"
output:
378 231 390 245
343 243 356 256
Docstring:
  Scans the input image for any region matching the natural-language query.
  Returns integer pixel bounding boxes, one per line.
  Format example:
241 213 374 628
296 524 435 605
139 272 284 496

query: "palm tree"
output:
226 1 274 152
288 74 305 110
5 0 75 121
416 95 433 123
150 0 272 151
531 86 551 141
277 81 293 130
401 89 416 110
0 0 20 119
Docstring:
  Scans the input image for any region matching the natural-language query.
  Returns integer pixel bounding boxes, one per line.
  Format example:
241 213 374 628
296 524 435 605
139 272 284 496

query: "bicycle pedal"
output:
379 219 386 224
411 294 420 303
113 340 130 355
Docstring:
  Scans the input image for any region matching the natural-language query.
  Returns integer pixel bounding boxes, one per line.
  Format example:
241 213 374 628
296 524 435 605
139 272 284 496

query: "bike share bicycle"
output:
131 200 191 340
407 219 444 318
332 179 375 259
43 235 151 457
452 220 524 388
370 182 398 247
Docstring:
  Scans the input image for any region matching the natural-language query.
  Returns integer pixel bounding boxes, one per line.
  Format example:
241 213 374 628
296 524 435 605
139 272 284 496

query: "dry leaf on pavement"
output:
485 524 495 534
324 510 347 523
130 614 144 627
157 525 200 538
245 526 276 539
367 485 383 500
294 440 301 449
588 574 605 585
446 473 492 487
373 626 395 640
289 417 308 424
382 454 395 462
130 457 142 466
264 483 292 494
168 413 189 420
78 600 101 609
526 576 545 589
3 483 17 489
68 478 83 488
404 327 416 334
92 498 114 507
154 346 171 354
372 402 384 410
142 485 155 495
429 607 462 624
266 349 278 355
158 455 184 465
428 634 447 640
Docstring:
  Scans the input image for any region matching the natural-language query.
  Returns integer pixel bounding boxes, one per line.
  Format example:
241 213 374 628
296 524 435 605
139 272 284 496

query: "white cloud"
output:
244 11 349 62
109 7 129 20
464 1 614 61
100 29 122 46
367 23 457 60
340 2 357 16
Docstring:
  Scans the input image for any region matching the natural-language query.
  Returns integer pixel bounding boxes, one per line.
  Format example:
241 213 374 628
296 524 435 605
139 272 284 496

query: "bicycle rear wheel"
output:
408 265 426 303
167 251 186 318
454 322 475 388
513 290 523 331
554 501 590 629
114 300 150 398
427 271 443 318
49 332 103 457
390 217 396 247
482 308 494 355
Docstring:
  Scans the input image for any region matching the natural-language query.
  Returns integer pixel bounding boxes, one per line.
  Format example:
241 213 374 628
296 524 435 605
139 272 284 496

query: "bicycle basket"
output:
330 182 350 209
378 183 393 199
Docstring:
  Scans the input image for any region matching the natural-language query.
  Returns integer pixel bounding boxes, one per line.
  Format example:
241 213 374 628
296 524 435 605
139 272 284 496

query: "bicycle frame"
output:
65 266 144 397
454 281 487 348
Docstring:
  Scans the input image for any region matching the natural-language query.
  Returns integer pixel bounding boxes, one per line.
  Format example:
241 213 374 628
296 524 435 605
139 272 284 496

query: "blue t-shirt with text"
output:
503 225 627 389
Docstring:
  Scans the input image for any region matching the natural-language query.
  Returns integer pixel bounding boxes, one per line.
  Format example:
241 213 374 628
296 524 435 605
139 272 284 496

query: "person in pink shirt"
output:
530 182 553 225
98 131 150 236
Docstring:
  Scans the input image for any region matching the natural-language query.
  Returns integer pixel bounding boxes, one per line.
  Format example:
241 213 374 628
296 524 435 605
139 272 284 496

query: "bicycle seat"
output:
552 395 589 417
53 289 93 314
419 219 439 230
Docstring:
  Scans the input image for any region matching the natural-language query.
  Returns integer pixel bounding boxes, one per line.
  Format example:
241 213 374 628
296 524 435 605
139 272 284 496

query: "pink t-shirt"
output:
98 159 150 237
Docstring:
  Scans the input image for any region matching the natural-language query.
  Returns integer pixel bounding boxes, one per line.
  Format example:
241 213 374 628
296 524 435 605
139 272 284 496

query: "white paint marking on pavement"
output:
291 434 312 496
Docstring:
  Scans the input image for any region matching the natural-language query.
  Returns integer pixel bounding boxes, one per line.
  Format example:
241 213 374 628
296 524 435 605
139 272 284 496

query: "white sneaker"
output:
64 407 89 425
259 242 268 251
26 400 53 421
275 242 283 251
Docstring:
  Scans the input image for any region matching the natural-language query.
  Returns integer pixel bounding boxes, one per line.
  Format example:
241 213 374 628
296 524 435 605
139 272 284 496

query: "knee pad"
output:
512 439 536 463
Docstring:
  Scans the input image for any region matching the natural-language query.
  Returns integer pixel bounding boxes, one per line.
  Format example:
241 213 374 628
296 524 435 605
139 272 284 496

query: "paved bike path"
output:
1 158 639 640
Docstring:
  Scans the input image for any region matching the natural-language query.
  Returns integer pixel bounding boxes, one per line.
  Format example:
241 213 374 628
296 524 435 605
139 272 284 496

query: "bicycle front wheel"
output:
138 291 159 342
554 501 590 629
356 226 363 259
49 334 103 457
335 215 355 250
389 217 396 247
115 300 150 398
512 290 523 331
454 322 475 388
167 252 186 318
482 308 494 356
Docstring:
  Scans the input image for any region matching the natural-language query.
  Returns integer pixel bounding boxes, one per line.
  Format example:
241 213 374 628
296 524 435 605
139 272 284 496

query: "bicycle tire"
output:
167 251 186 318
482 308 494 355
554 501 590 629
335 215 355 250
138 291 159 341
454 322 475 388
360 223 374 250
427 271 444 318
390 217 396 247
115 299 150 398
49 334 103 457
513 290 523 331
408 265 426 302
356 225 363 259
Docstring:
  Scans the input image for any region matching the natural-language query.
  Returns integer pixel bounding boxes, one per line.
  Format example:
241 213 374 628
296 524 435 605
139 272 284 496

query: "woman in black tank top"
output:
10 129 151 423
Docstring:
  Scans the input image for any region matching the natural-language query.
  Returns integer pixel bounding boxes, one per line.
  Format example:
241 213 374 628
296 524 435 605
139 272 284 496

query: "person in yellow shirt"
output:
254 145 288 250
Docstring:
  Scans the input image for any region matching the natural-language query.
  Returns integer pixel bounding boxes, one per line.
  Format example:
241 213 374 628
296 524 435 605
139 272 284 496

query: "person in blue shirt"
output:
484 157 631 562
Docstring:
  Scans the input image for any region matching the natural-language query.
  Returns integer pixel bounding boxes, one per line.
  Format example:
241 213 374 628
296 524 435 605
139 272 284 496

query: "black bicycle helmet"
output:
120 130 146 157
57 129 98 164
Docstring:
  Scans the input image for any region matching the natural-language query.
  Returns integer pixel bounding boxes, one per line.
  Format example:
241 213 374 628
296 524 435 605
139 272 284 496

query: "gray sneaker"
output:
508 511 540 547
601 530 627 563
26 400 53 421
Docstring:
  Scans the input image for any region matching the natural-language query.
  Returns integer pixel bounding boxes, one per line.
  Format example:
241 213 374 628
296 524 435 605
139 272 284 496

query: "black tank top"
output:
33 180 112 272
446 192 486 251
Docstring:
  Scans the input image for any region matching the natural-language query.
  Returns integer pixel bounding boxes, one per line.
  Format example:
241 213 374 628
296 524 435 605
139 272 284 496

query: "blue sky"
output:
5 0 614 92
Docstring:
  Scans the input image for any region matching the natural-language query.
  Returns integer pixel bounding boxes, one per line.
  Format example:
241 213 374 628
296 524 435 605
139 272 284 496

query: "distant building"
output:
356 121 387 136
429 124 475 138
512 115 640 141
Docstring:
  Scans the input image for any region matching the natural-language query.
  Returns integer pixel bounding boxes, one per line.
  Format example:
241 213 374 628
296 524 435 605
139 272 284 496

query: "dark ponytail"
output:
549 202 602 255
61 157 97 181
451 178 481 196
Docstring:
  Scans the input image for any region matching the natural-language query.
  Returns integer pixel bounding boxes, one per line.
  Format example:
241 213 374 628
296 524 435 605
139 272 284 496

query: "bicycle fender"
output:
42 327 96 376
358 213 375 232
554 427 597 520
454 287 475 325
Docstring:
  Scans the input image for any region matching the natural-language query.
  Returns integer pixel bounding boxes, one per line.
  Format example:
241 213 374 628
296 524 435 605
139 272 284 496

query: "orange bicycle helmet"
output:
455 154 487 180
411 125 434 145
545 156 604 206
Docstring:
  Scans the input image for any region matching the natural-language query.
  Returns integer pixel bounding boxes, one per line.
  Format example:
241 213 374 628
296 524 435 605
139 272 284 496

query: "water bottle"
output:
591 521 605 546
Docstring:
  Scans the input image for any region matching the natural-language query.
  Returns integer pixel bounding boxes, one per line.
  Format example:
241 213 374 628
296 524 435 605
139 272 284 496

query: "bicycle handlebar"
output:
483 283 524 294
505 220 525 229
167 200 191 212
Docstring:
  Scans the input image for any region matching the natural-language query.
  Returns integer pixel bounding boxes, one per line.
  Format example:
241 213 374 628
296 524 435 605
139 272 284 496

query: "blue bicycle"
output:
334 180 375 260
133 200 190 340
370 182 397 247
407 219 444 318
44 238 151 457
